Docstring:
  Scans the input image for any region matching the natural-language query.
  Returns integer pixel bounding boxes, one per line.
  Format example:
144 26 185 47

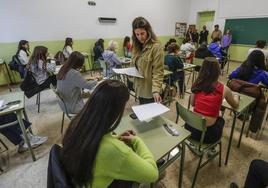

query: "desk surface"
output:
0 91 24 116
115 115 191 160
193 58 203 66
222 93 255 113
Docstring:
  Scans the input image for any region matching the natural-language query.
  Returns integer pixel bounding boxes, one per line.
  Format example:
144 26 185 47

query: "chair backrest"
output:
176 102 207 145
99 60 108 76
50 84 71 117
47 144 74 188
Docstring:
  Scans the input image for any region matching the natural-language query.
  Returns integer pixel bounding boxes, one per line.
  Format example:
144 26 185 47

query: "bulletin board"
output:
175 22 187 38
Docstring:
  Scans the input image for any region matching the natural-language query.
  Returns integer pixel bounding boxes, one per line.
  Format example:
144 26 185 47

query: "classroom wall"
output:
0 0 190 85
188 0 268 62
0 0 190 42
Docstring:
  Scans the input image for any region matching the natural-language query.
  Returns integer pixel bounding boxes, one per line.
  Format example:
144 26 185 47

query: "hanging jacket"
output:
227 79 267 133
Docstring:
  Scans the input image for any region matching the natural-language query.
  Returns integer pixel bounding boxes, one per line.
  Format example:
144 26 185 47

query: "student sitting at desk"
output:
102 40 123 77
187 57 239 146
0 113 47 153
208 37 227 69
123 36 132 58
248 40 268 67
93 38 104 62
16 40 30 78
180 38 195 62
57 51 97 114
164 43 184 96
228 50 268 86
27 46 57 91
60 80 158 188
62 37 73 59
195 42 214 59
228 50 267 133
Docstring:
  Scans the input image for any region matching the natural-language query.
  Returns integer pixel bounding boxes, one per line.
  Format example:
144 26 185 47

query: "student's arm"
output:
116 136 159 183
228 67 241 80
176 57 184 69
224 86 239 108
190 93 195 106
73 71 97 89
18 51 29 65
111 53 122 66
260 71 268 86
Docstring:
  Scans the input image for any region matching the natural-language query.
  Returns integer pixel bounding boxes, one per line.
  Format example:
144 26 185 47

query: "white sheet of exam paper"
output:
112 67 144 78
132 102 170 121
0 100 4 107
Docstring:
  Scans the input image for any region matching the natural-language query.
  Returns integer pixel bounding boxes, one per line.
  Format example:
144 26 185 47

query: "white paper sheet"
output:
112 67 144 78
132 102 170 121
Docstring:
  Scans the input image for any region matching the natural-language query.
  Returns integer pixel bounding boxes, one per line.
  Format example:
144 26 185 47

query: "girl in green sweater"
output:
60 80 158 188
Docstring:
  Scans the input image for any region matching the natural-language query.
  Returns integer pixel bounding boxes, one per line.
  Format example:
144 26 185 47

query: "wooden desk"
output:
115 115 191 188
222 93 255 165
0 92 36 161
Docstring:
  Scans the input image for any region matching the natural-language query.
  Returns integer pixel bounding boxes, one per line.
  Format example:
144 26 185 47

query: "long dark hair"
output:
64 37 73 48
27 46 48 70
191 57 221 94
57 51 85 80
94 38 104 49
61 80 129 186
16 40 29 56
132 17 157 54
123 36 130 47
237 50 266 81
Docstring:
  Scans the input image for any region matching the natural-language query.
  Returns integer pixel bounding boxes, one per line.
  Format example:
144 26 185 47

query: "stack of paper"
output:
0 100 6 111
113 67 144 78
132 102 170 121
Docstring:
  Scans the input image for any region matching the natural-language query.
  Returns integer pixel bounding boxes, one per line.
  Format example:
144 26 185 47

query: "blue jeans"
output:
0 113 31 145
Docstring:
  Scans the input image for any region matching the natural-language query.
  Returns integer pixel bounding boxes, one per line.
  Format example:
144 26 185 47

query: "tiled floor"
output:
0 62 267 188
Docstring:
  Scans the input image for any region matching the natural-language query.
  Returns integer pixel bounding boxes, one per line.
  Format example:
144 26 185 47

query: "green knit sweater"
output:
87 133 159 188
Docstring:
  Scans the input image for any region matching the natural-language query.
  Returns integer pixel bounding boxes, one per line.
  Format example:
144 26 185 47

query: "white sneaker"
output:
18 133 48 153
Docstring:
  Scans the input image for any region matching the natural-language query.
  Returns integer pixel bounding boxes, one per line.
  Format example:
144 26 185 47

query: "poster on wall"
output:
175 22 187 38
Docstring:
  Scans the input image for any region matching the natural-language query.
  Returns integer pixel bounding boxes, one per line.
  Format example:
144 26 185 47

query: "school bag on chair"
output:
20 70 42 98
227 79 266 133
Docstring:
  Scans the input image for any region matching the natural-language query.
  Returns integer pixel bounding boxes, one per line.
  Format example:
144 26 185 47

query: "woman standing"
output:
132 17 164 104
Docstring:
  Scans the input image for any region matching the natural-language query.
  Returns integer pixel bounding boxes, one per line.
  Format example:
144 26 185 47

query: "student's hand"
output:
153 92 162 103
120 130 136 144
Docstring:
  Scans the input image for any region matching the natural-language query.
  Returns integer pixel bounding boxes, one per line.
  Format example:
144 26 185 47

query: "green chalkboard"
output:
224 18 268 45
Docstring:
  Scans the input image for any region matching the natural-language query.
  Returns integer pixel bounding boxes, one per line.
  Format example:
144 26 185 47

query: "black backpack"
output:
9 55 21 71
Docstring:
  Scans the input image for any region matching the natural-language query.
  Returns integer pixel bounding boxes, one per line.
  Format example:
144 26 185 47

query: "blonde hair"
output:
107 40 118 52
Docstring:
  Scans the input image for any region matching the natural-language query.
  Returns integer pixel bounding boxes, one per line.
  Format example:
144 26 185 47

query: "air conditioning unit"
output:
98 17 117 23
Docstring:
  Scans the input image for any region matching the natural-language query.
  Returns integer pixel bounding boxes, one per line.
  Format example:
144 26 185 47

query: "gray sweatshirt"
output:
57 69 97 114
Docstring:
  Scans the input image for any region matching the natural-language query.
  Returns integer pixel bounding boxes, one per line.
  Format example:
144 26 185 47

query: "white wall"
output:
188 0 268 31
0 0 190 43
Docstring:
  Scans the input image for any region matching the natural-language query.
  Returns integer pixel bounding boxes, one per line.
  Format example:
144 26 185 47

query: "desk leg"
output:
178 142 185 188
225 112 237 165
17 110 36 161
237 108 249 148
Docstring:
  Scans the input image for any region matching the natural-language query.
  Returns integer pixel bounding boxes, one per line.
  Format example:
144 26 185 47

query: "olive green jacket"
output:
132 42 164 99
